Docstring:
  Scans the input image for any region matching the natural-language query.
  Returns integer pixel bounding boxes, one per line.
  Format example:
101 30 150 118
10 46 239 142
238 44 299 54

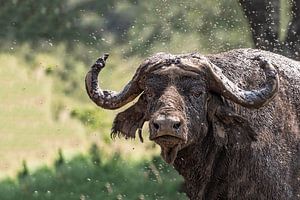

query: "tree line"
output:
0 0 299 60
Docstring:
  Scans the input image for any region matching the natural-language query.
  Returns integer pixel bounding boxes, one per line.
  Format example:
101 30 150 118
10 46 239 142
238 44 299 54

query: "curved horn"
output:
85 54 143 110
207 58 279 109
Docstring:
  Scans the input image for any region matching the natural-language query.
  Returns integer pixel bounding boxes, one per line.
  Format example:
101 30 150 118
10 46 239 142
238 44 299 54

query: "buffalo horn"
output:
207 59 279 109
85 54 143 109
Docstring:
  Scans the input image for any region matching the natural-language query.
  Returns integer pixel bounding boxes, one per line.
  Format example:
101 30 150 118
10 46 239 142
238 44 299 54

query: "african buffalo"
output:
85 49 300 199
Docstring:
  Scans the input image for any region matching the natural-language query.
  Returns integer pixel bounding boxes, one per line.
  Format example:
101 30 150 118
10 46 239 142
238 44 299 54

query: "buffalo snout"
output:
149 114 187 146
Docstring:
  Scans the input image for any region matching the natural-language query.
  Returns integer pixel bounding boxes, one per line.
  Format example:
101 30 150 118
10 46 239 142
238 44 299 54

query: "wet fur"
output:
97 49 300 199
174 49 300 199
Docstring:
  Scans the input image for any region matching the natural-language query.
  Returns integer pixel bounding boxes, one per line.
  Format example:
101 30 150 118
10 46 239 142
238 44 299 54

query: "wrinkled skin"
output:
145 66 209 164
85 49 300 199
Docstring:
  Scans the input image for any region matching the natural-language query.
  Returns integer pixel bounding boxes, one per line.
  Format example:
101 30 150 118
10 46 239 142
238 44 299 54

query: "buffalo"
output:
85 49 300 199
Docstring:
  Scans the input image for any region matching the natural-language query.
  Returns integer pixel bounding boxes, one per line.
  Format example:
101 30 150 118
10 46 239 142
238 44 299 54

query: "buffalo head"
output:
85 53 279 164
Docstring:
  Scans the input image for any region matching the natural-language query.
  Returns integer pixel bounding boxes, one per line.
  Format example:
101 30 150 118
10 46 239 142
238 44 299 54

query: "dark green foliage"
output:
70 108 111 130
0 0 252 52
70 109 97 129
54 148 65 169
0 0 254 105
0 0 80 44
17 160 29 180
0 154 187 200
0 0 130 46
44 67 53 75
89 143 101 166
124 0 251 55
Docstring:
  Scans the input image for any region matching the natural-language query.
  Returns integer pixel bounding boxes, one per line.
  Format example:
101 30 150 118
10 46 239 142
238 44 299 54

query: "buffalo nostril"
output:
173 122 181 130
153 122 160 130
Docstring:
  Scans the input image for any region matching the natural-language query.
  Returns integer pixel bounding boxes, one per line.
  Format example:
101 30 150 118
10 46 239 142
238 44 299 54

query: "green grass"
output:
0 47 186 199
0 47 163 176
0 152 187 200
0 53 86 177
0 48 148 175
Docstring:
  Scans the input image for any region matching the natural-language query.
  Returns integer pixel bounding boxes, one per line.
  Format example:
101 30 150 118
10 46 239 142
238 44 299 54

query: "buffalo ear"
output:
207 94 257 147
111 94 148 141
215 106 257 147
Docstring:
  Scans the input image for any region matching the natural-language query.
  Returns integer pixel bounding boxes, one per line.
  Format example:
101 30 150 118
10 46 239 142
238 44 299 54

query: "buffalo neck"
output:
173 132 229 200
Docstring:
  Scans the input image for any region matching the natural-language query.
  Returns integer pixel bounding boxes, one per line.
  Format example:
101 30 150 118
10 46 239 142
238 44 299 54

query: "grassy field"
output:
0 151 187 200
0 48 186 200
0 53 88 178
0 48 140 177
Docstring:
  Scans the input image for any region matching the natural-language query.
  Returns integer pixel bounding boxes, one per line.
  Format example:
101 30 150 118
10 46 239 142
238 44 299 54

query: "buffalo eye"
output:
147 92 154 99
144 88 155 99
191 90 203 98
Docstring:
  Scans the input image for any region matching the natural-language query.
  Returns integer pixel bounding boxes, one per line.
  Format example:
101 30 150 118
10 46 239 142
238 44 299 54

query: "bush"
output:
0 153 187 200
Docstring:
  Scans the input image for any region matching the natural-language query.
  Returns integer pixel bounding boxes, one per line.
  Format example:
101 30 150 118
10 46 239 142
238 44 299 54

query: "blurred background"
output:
0 0 298 199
